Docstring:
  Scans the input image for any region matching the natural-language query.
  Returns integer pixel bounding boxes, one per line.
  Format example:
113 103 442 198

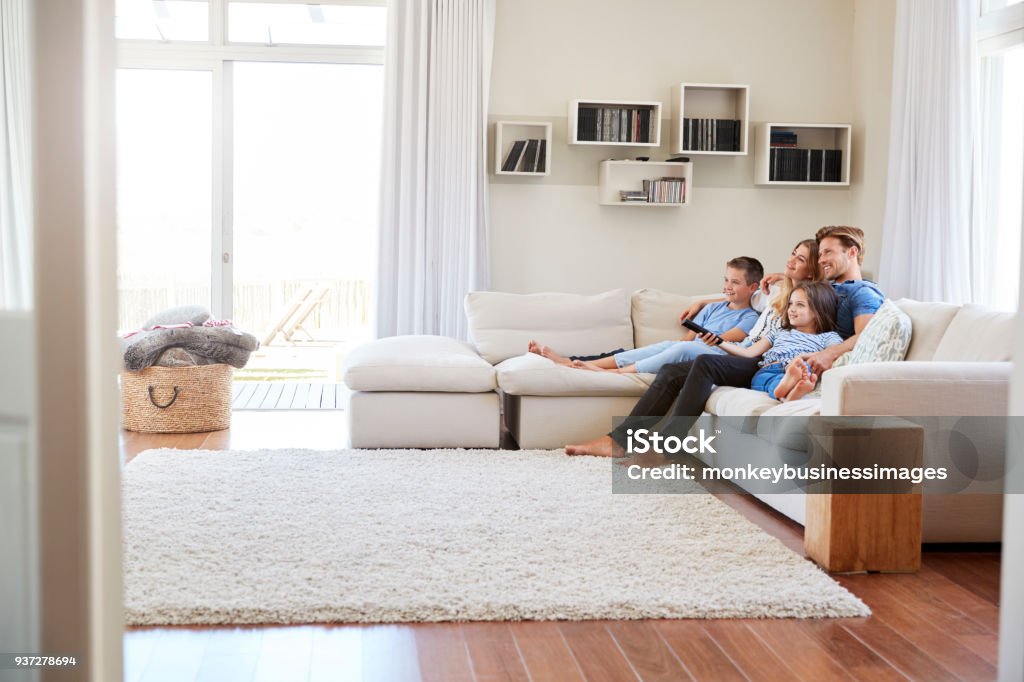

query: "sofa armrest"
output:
820 361 1011 416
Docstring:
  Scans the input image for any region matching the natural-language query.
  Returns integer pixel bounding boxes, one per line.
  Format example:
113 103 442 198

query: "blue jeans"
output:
751 364 786 397
614 340 725 374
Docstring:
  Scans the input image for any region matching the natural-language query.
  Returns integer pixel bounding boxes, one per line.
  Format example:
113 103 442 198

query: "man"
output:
565 226 884 458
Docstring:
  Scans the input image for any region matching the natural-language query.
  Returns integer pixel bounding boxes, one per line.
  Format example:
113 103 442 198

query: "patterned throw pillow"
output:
802 299 911 399
845 298 913 364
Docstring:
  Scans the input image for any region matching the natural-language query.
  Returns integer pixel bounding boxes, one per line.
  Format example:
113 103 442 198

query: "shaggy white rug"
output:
123 448 869 625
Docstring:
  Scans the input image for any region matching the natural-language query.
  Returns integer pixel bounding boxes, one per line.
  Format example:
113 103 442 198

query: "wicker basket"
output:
121 364 233 433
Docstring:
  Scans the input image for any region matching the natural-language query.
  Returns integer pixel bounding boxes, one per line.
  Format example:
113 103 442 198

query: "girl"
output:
705 280 841 402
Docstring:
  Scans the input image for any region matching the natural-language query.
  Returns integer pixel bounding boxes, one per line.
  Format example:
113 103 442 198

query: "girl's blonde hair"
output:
770 239 821 318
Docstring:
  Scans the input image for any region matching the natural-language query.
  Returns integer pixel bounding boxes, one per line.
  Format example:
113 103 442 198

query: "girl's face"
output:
785 244 813 282
787 289 817 330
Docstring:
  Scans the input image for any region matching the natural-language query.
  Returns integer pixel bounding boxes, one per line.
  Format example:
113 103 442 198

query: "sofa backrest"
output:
630 289 723 348
465 289 634 364
892 298 960 361
932 304 1017 361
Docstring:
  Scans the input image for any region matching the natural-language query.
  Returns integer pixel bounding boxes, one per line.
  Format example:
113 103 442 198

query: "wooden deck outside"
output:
232 382 346 410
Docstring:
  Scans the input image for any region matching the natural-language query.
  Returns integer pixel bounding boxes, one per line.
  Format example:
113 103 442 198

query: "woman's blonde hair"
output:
770 239 821 318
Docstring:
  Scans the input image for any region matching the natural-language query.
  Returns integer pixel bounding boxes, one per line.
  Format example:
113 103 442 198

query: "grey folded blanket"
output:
123 325 260 371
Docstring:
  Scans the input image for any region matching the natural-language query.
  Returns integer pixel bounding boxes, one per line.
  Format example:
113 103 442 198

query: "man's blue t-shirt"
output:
833 280 885 339
693 301 760 336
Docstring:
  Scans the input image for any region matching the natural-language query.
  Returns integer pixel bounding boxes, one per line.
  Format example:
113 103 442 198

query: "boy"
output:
546 257 764 374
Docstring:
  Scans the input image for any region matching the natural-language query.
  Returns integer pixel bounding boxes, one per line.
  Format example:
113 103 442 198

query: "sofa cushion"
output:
932 304 1016 361
844 299 913 364
755 399 823 451
342 335 496 392
465 289 634 365
893 298 960 361
705 386 780 417
495 353 653 397
631 289 723 348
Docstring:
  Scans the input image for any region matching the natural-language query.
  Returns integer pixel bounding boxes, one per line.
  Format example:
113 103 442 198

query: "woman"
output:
563 238 821 457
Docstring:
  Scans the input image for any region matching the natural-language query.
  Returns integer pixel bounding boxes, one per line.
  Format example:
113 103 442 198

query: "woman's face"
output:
785 244 814 282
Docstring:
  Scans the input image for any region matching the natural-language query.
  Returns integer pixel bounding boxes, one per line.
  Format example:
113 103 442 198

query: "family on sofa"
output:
535 225 886 457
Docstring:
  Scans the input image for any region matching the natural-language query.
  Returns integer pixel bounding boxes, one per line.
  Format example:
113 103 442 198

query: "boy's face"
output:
722 266 759 305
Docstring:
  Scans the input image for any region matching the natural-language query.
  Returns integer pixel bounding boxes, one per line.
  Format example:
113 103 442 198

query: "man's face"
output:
817 236 856 281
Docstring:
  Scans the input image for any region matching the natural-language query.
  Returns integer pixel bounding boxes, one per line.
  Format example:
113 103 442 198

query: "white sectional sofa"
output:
342 288 1014 541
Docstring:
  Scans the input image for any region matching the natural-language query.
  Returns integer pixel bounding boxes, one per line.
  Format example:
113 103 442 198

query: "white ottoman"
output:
341 335 500 448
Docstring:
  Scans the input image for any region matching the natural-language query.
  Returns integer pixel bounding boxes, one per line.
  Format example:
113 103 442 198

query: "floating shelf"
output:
494 121 552 176
569 99 662 147
671 83 749 156
754 123 852 186
598 160 692 206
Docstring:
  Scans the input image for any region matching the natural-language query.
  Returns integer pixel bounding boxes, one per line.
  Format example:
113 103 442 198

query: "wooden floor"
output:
122 412 1003 682
232 382 346 410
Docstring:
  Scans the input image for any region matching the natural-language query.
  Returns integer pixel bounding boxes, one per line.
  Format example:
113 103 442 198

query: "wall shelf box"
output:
671 83 749 156
754 123 852 186
568 99 662 147
598 160 692 206
494 121 552 176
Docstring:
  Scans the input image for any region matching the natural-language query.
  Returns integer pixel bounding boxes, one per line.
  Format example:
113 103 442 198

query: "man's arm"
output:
800 312 874 373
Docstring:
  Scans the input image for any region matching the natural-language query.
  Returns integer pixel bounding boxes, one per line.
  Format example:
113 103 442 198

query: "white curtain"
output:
376 0 495 339
0 0 33 310
878 0 975 302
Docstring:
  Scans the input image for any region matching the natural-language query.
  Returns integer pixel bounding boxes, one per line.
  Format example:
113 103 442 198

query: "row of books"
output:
769 148 843 182
620 177 686 204
681 118 742 152
501 139 547 173
770 131 798 147
576 107 654 143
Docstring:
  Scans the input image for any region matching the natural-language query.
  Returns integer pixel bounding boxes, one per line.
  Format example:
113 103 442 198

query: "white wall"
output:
850 0 897 279
488 0 895 295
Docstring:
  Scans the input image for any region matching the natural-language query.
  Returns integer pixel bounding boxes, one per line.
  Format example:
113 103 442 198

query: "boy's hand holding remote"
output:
681 318 724 345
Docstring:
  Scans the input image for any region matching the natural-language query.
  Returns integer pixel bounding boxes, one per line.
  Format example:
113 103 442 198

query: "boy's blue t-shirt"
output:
833 280 885 339
693 301 759 336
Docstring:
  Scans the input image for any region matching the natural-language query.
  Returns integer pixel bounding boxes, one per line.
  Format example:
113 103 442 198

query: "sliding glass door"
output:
231 61 382 353
116 68 213 332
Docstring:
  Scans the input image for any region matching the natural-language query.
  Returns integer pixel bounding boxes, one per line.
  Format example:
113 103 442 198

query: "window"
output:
116 69 212 330
228 2 386 45
975 1 1024 310
115 0 385 378
115 0 209 41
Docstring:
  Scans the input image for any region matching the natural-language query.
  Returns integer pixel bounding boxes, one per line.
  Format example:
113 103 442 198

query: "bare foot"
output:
565 435 625 458
527 339 541 355
774 359 807 400
538 345 573 366
570 359 608 371
784 373 818 402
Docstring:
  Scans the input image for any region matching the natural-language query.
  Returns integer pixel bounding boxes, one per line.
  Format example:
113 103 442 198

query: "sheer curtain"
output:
0 0 33 310
878 0 975 302
375 0 495 339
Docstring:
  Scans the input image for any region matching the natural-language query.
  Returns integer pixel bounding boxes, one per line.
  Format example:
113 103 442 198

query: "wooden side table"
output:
804 416 924 573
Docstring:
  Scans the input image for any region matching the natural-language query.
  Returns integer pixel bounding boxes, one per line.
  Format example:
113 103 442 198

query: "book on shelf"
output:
520 139 540 172
768 148 843 182
501 140 527 172
770 131 798 147
682 118 741 151
577 105 654 143
640 177 686 203
537 139 547 173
